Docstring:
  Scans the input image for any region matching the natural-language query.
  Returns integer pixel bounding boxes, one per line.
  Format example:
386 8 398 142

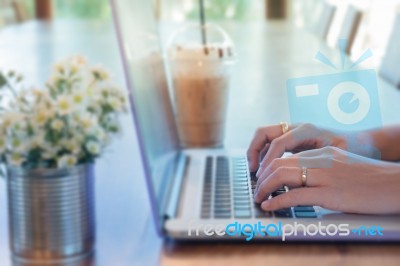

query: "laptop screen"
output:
111 0 180 230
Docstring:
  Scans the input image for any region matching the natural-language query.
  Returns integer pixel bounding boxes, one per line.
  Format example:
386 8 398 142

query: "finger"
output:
292 147 333 157
254 167 322 203
260 187 325 211
259 143 270 163
290 147 340 168
256 126 315 177
247 125 285 172
292 144 316 154
256 153 334 192
256 154 323 190
255 156 297 193
255 167 299 203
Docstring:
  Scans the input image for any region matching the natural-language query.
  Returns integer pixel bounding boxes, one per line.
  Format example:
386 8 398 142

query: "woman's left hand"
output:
254 146 400 214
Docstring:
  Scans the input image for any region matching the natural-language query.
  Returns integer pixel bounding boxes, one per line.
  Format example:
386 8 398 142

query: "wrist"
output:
331 133 347 150
346 131 380 159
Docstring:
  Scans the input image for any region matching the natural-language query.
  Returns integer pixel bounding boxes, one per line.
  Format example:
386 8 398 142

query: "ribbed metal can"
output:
6 164 95 262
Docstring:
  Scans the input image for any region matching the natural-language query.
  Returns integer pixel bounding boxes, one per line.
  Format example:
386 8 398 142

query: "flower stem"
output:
6 82 18 99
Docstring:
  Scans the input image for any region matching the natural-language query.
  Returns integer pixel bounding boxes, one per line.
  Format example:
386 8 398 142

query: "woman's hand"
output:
247 123 349 176
254 146 400 214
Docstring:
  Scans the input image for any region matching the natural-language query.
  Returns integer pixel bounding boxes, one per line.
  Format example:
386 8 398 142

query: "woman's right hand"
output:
247 123 351 176
253 146 400 214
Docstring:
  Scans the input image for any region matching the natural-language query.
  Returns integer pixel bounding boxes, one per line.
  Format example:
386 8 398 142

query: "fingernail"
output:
261 201 271 210
253 193 259 203
256 168 263 178
254 198 260 204
247 160 254 171
256 162 264 177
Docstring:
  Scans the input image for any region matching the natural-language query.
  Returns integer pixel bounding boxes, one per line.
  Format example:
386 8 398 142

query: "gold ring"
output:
280 121 289 134
301 167 307 187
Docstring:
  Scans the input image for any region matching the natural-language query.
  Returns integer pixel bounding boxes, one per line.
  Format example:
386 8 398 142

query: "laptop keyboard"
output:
200 156 318 219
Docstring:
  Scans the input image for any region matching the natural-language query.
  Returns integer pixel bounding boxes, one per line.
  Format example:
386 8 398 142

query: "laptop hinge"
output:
164 152 188 220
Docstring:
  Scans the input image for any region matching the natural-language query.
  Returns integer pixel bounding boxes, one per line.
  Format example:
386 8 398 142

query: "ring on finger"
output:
280 121 289 134
301 167 307 187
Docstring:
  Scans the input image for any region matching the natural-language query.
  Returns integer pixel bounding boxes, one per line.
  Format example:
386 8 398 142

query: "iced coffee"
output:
168 25 236 147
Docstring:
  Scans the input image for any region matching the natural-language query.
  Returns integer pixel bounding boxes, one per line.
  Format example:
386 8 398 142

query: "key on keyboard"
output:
214 156 232 218
232 157 251 218
200 157 213 219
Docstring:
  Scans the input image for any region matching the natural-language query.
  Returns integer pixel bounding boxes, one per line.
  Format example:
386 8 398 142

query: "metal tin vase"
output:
6 164 95 262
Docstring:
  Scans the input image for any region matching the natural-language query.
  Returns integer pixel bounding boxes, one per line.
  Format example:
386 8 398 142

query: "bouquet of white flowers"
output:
0 55 128 169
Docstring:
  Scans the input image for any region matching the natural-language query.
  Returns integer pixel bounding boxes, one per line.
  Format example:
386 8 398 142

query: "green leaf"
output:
0 162 5 179
0 72 7 88
16 74 23 83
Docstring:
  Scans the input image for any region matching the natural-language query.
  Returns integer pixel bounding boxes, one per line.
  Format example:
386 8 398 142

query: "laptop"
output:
110 0 400 241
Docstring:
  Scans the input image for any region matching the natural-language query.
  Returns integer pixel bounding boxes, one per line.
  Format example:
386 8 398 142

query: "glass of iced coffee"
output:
168 24 236 148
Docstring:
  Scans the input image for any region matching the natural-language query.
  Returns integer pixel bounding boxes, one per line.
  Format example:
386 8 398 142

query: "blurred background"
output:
2 0 400 64
2 0 400 136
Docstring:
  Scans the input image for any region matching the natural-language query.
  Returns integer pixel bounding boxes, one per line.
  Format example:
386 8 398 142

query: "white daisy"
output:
11 137 26 153
56 96 73 116
3 112 24 129
42 147 59 160
91 127 106 142
34 108 50 126
32 89 52 105
51 119 64 131
80 114 97 132
70 55 87 66
32 89 47 98
57 154 77 168
85 141 101 155
29 134 45 149
62 139 81 155
108 97 123 111
8 153 25 167
91 66 110 81
72 91 85 105
53 63 65 75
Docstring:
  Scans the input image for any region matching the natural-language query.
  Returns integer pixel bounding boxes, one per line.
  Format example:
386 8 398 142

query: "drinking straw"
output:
199 0 208 53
